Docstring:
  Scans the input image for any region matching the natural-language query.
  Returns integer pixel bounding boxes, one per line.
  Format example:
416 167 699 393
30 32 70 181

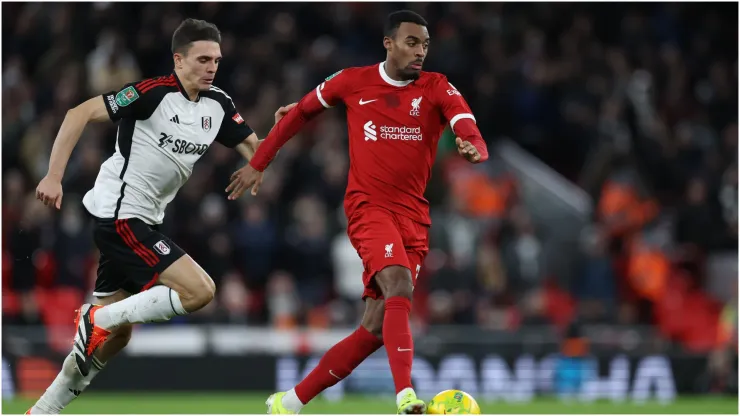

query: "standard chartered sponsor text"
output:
379 125 423 141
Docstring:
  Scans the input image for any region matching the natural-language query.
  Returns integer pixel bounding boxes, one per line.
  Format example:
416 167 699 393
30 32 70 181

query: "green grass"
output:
3 393 737 414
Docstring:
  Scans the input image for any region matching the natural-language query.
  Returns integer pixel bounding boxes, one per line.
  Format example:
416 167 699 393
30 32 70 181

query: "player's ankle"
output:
283 389 305 412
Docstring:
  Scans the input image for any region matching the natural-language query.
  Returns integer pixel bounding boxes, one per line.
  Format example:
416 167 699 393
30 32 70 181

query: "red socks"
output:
293 296 414 403
383 296 414 393
294 326 383 404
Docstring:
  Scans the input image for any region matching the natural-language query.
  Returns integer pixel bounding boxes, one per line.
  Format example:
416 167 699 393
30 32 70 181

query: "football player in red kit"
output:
228 10 488 415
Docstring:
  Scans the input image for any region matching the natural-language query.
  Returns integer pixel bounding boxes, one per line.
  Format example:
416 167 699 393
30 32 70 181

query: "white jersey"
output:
83 73 253 225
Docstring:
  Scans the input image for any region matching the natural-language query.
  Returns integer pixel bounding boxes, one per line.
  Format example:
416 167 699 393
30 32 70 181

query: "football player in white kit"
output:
30 18 292 414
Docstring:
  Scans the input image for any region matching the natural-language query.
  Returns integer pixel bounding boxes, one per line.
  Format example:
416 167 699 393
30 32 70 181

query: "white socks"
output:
30 354 105 414
30 287 189 413
282 388 305 413
93 286 187 330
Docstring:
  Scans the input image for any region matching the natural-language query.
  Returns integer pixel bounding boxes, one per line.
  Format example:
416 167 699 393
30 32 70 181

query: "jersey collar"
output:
172 72 200 102
379 62 413 87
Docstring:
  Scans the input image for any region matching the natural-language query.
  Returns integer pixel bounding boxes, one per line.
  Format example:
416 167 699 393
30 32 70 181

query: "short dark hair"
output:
171 18 221 55
384 10 428 38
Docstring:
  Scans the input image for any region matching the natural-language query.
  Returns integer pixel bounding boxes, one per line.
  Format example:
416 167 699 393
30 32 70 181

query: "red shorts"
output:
346 204 430 300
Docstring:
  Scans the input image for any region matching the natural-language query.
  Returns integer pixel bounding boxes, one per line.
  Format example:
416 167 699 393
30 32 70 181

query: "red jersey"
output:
250 62 488 225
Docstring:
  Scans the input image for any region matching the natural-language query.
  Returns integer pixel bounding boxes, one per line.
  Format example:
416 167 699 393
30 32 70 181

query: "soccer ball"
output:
427 390 481 414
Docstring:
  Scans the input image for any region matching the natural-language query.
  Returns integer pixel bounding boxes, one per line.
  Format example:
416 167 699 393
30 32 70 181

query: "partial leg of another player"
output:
73 255 215 376
374 265 426 414
29 291 134 414
268 299 386 414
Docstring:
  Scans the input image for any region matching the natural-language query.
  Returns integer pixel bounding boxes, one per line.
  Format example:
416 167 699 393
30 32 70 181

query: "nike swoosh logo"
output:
329 370 342 380
359 99 377 105
397 347 412 352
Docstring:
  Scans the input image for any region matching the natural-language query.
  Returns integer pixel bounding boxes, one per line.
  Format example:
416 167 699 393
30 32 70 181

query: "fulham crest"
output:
153 240 171 256
202 116 212 132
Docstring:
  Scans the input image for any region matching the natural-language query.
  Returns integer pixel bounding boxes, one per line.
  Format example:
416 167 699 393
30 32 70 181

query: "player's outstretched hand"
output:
274 102 297 124
226 164 263 200
456 137 482 163
36 175 63 209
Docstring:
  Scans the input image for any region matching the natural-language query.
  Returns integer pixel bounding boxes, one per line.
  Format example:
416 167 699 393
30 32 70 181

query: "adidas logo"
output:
68 388 81 397
170 115 180 124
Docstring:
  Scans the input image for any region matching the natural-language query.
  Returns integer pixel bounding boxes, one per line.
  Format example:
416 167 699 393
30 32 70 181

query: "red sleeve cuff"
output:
453 118 488 162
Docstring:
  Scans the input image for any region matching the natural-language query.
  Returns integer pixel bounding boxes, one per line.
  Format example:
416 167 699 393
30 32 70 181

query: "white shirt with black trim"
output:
82 73 253 225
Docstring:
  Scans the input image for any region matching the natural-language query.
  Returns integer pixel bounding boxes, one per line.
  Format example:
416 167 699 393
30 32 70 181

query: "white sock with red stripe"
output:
93 286 187 330
30 354 105 414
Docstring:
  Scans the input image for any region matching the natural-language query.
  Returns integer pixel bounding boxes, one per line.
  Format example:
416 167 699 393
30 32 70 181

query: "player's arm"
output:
225 97 320 200
225 70 350 200
37 83 153 209
232 103 297 161
233 134 260 161
436 77 489 163
248 69 350 172
45 97 109 181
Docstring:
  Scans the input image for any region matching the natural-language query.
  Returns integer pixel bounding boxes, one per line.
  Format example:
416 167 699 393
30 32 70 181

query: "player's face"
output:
385 22 429 80
175 41 222 91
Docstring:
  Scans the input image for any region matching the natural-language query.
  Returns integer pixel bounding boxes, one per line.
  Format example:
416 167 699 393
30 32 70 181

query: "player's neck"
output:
383 60 405 82
173 69 201 101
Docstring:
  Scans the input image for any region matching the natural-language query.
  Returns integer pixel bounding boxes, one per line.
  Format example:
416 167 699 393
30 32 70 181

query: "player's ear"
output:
383 36 393 53
173 52 185 69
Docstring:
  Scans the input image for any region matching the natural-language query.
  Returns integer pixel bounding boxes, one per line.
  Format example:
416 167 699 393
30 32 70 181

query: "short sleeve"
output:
433 76 476 131
314 69 352 108
214 96 254 148
102 81 164 122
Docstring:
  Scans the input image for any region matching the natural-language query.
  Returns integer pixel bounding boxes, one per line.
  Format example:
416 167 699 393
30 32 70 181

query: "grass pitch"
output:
3 392 737 414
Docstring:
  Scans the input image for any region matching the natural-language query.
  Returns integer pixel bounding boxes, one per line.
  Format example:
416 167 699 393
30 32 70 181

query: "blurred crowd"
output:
2 3 737 352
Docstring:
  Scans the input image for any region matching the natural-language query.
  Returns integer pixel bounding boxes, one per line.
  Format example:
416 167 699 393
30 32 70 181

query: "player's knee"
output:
160 257 216 312
375 266 414 300
360 297 385 340
172 274 215 312
367 326 383 340
360 316 383 338
206 274 216 294
187 275 215 311
361 313 384 339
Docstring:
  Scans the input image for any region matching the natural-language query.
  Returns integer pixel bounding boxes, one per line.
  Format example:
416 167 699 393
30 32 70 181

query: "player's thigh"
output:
157 255 215 300
347 206 411 300
360 297 385 339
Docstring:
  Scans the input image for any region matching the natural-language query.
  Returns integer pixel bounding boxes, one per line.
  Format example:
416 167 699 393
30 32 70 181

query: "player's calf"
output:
375 266 418 408
95 324 133 361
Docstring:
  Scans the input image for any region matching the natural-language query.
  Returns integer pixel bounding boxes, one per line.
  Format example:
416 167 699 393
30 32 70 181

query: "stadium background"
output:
1 2 738 414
